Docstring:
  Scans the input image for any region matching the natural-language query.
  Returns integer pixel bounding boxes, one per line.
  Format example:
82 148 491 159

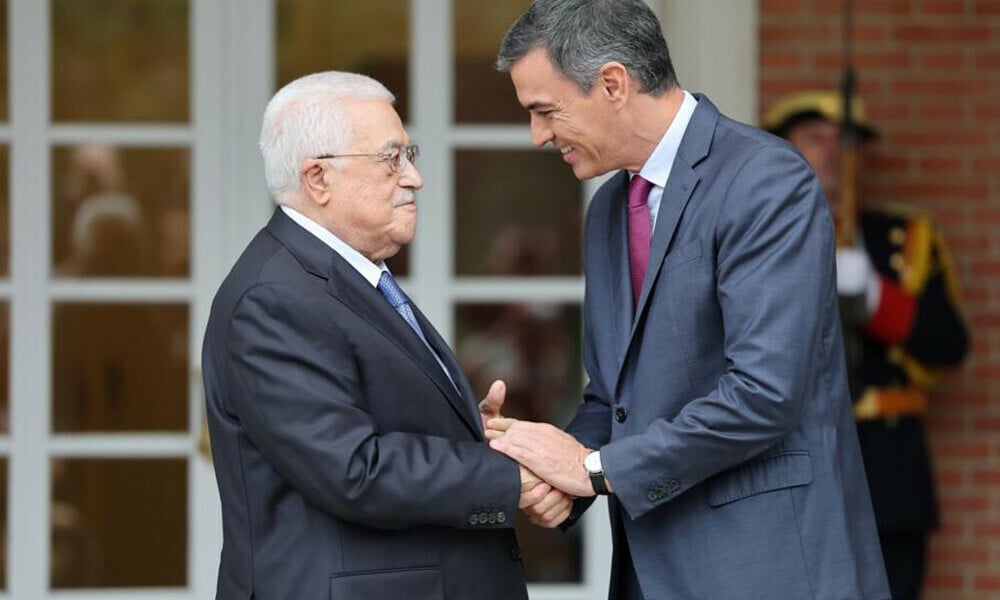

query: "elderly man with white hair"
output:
202 71 566 599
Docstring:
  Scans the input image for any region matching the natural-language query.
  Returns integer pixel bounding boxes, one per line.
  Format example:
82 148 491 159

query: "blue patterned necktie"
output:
377 271 456 388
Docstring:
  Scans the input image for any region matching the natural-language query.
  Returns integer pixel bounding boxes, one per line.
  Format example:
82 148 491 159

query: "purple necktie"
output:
627 175 653 308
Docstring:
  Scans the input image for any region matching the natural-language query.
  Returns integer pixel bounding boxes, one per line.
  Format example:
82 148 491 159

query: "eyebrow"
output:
524 101 555 111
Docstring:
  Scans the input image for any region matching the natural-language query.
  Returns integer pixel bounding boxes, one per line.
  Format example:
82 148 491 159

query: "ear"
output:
300 159 331 207
596 61 631 103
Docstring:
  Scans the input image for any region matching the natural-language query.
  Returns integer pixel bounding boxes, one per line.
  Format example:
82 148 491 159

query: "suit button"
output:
646 491 658 502
488 512 497 524
511 546 522 561
468 513 479 525
665 479 680 493
497 511 507 524
478 512 489 524
615 407 628 423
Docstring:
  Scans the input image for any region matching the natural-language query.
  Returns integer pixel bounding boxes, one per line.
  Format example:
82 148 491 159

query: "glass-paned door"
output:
5 0 233 597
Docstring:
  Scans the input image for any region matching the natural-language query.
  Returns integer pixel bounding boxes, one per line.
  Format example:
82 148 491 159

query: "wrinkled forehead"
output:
342 97 409 148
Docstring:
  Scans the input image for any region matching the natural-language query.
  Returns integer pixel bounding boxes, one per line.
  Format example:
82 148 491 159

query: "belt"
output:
854 387 928 421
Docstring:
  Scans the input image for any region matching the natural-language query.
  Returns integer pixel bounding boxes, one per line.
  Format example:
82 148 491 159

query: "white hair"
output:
258 71 395 204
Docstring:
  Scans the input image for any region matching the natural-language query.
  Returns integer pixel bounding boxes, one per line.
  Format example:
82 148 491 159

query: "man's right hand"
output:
518 465 572 529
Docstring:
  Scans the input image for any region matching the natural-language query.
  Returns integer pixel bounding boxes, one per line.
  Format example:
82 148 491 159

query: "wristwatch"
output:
583 450 609 495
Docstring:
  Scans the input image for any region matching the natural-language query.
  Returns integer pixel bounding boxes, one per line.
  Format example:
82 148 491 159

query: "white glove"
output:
836 247 881 315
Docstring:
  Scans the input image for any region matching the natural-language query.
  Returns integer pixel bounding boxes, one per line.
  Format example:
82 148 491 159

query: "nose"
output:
529 113 553 148
399 158 423 189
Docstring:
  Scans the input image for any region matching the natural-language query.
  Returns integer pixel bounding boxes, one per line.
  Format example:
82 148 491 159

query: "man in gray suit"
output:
202 71 568 599
486 1 891 599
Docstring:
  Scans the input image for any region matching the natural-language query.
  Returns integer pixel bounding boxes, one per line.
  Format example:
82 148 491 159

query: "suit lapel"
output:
266 208 481 439
616 95 718 384
604 172 636 378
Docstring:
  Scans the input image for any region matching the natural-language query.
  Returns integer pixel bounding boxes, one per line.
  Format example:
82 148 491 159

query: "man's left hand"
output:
488 419 593 498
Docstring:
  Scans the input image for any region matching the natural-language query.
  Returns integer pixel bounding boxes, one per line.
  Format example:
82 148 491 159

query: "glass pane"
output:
52 303 188 432
51 458 186 588
0 0 7 121
0 303 7 434
51 145 190 278
455 150 582 276
276 0 410 123
0 458 6 590
0 146 7 277
51 0 189 122
455 302 583 582
454 0 532 123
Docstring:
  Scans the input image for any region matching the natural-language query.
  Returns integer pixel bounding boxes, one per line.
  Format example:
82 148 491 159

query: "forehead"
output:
342 98 408 146
508 47 581 108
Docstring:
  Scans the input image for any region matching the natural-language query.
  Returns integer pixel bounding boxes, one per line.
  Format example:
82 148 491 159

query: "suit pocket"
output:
330 566 442 600
706 451 813 507
662 240 703 270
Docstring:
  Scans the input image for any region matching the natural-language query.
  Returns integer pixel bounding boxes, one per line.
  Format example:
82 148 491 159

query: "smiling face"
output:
509 47 625 180
301 98 423 263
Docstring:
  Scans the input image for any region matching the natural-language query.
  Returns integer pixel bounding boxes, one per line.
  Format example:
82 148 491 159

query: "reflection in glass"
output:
455 150 582 276
455 302 583 583
0 459 6 590
52 303 188 433
0 146 7 277
276 0 410 124
50 458 186 588
454 0 532 123
51 145 190 278
51 0 189 122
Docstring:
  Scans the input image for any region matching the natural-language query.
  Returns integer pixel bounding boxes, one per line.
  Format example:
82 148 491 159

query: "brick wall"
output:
759 1 999 597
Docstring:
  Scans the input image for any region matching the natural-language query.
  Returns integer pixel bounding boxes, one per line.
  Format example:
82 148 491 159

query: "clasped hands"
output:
479 381 594 529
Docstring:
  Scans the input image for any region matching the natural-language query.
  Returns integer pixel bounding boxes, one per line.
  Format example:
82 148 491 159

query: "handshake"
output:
478 380 608 530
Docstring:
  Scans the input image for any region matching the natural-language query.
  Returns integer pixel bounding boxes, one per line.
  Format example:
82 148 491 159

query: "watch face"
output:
584 451 602 473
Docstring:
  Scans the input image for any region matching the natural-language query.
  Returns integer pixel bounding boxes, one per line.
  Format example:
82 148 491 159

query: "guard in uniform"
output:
764 91 970 600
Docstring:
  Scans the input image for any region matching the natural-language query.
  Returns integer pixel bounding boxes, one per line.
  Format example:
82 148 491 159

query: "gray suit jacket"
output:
202 209 528 599
566 95 890 600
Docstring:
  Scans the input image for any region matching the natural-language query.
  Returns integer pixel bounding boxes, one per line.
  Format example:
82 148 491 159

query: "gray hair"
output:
496 0 678 96
258 71 395 203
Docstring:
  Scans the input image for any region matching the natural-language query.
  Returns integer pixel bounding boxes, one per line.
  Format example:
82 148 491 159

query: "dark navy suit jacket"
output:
202 209 528 599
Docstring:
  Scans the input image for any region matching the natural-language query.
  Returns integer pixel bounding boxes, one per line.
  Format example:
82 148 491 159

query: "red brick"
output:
895 25 992 43
974 522 1000 538
934 466 968 486
761 0 802 15
919 156 964 173
973 51 1000 69
972 467 1000 484
761 51 802 69
931 545 991 565
924 572 964 591
973 157 1000 173
933 440 991 459
973 0 1000 15
760 24 835 43
973 104 1000 120
921 0 968 15
892 131 990 147
974 574 1000 591
919 53 968 70
938 495 991 514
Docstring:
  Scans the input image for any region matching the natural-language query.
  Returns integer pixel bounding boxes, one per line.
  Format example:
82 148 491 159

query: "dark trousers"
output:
880 531 928 600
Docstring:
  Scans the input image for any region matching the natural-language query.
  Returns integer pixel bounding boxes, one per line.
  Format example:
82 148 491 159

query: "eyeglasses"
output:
316 144 419 174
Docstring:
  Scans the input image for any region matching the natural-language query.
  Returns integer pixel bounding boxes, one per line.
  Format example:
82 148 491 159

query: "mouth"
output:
559 145 576 162
394 195 416 209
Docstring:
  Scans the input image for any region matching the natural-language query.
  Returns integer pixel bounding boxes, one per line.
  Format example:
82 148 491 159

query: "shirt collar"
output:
280 205 386 287
636 90 698 188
